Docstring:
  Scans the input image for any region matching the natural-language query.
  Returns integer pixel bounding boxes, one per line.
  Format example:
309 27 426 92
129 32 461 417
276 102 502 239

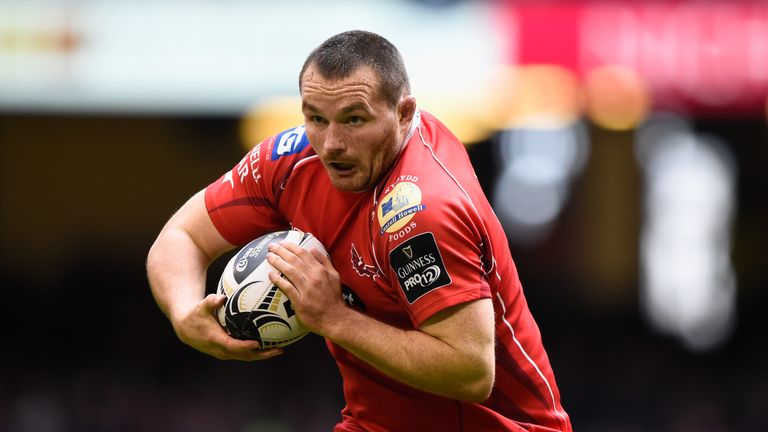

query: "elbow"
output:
146 235 169 282
460 374 494 403
451 340 496 403
146 240 160 278
453 363 495 403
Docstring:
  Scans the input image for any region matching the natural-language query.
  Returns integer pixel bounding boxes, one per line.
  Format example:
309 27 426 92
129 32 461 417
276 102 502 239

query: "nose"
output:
322 122 346 154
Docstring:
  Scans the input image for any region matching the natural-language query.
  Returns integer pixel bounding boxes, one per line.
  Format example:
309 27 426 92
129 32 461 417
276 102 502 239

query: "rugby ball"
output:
216 229 327 348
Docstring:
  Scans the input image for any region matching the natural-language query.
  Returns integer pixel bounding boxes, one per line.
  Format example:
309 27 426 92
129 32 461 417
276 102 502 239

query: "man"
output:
148 30 571 431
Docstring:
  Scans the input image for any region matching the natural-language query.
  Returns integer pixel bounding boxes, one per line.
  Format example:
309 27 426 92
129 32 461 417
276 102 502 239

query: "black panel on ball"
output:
232 231 291 285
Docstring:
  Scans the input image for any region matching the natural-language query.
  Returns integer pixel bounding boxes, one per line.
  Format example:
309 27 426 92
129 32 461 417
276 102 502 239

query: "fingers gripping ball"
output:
216 229 327 348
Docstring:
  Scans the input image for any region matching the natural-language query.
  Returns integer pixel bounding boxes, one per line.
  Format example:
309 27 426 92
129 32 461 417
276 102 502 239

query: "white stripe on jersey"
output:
417 120 568 430
291 153 320 172
496 291 570 431
416 126 495 276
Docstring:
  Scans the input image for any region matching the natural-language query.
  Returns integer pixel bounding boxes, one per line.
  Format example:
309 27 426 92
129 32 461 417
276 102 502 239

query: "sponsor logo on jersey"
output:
388 221 417 242
272 125 310 159
341 284 367 311
381 175 420 195
222 171 235 189
224 143 263 189
232 143 263 186
351 243 381 280
389 232 452 304
377 181 426 235
381 197 395 216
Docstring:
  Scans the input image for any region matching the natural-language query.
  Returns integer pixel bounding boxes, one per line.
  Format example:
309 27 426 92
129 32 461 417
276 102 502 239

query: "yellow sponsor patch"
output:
377 182 426 234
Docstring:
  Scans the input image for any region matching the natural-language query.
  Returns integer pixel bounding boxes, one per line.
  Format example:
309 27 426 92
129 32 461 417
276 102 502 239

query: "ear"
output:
397 96 417 127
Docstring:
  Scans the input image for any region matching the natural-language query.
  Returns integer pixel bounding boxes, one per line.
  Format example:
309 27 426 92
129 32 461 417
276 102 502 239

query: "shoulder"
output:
375 110 487 254
205 123 318 212
412 110 466 155
375 169 477 249
389 111 477 216
242 124 320 189
263 124 316 166
374 168 488 325
230 124 317 182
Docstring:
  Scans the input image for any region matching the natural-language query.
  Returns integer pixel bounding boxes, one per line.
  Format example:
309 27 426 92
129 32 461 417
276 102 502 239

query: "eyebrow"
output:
301 101 371 114
302 102 319 112
341 102 369 114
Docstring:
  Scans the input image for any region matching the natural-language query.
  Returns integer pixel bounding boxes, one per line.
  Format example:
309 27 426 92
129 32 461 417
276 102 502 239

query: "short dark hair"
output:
299 30 411 107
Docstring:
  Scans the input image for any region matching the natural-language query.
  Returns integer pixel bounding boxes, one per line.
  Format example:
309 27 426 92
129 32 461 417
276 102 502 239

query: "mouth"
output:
329 162 356 175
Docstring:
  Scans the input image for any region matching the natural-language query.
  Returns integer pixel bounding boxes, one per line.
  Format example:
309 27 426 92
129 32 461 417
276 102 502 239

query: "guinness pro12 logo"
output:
389 232 452 303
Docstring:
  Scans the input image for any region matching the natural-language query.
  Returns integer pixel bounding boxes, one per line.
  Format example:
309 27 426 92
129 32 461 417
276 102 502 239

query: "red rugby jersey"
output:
205 110 572 432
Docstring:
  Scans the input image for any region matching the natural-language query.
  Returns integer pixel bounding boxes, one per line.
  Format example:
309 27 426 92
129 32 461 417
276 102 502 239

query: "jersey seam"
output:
495 291 570 431
415 125 496 277
273 153 321 212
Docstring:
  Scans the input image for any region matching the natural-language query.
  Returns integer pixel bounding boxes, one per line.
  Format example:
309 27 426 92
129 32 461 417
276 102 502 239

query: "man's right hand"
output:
171 293 284 361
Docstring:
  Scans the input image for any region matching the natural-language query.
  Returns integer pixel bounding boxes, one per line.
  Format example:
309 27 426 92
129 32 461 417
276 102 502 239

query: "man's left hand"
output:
266 241 348 336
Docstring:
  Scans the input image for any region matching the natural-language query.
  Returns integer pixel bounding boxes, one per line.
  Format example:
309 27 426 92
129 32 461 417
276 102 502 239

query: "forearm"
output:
147 190 274 360
324 305 494 402
147 190 231 321
266 243 495 401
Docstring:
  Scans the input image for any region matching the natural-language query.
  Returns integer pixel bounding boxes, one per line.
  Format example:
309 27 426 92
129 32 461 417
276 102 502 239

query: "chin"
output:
330 176 370 193
332 182 367 193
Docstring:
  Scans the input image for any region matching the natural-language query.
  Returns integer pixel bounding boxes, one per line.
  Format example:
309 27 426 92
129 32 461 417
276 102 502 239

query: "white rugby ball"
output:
216 229 326 348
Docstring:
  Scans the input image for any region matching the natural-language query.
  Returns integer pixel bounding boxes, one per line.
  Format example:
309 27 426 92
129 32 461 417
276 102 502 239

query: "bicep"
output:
419 298 495 362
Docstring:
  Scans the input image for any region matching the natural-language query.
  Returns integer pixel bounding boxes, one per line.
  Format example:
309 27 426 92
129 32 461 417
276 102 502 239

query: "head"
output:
299 30 416 192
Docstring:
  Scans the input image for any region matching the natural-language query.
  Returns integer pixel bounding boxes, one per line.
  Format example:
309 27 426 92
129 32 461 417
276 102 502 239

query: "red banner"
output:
495 0 768 117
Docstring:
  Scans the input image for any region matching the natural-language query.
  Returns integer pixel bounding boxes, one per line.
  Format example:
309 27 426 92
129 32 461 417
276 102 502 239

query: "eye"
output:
310 115 327 125
347 116 363 125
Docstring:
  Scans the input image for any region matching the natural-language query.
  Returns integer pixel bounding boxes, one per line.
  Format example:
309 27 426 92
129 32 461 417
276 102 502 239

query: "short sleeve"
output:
380 187 491 328
205 138 289 245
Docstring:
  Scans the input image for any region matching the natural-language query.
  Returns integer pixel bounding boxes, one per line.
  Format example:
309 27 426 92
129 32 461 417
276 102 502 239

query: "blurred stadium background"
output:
1 0 767 431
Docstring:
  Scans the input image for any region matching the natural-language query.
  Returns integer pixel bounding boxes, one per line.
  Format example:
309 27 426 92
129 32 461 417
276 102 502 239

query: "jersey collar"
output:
400 108 421 151
370 109 420 207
